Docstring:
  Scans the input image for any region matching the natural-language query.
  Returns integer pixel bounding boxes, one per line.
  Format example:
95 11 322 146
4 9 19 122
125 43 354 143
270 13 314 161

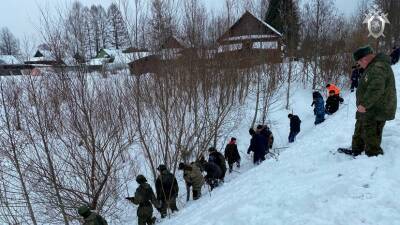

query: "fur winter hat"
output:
353 46 373 61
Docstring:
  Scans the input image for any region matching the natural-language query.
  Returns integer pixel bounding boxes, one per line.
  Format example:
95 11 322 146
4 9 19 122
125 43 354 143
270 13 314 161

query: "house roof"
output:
0 55 22 65
161 36 186 49
218 11 282 43
29 49 56 62
89 48 151 65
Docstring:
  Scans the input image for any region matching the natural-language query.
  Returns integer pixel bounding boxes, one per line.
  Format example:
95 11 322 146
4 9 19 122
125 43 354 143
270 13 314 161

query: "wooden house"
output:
129 36 186 75
216 11 283 67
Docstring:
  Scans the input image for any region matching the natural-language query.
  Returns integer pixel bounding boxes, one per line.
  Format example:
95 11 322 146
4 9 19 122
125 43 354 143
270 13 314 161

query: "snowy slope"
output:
154 65 400 225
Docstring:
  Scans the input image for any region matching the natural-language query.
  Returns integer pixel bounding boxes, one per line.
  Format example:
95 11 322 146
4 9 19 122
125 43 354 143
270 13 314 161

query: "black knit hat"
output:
353 46 374 61
288 114 293 118
249 128 256 135
178 162 185 170
136 174 147 184
157 164 167 171
230 137 236 141
208 147 217 152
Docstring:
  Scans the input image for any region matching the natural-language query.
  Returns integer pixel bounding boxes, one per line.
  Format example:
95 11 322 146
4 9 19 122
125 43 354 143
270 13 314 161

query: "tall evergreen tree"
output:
89 5 109 56
265 0 300 54
107 3 130 49
265 0 283 32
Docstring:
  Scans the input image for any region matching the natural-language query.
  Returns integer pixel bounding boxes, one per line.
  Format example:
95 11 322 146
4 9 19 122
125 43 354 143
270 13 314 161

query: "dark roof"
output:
218 11 282 43
161 36 186 49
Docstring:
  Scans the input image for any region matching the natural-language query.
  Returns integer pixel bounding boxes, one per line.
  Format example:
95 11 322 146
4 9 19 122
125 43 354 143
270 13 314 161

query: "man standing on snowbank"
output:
350 46 397 157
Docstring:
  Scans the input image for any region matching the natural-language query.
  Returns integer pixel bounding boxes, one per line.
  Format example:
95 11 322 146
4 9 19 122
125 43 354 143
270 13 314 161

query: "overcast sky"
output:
1 0 363 41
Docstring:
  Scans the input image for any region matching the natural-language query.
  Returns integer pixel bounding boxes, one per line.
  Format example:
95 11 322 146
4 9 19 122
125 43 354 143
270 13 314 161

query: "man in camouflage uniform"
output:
350 46 397 157
155 165 179 218
178 162 204 201
77 205 108 225
126 175 159 225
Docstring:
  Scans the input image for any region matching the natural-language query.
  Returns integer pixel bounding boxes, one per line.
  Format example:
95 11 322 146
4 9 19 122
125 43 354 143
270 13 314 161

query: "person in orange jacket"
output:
326 83 340 96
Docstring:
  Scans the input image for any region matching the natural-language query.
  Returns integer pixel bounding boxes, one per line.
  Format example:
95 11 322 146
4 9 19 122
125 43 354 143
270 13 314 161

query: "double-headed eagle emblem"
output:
363 4 390 39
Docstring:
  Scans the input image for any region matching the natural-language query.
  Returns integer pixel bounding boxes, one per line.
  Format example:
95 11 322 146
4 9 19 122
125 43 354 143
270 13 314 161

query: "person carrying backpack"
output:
155 165 179 218
247 128 268 164
201 161 222 190
208 147 227 181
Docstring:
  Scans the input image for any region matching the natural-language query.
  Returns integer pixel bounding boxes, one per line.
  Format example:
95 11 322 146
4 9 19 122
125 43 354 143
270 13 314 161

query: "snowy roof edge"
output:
247 11 283 37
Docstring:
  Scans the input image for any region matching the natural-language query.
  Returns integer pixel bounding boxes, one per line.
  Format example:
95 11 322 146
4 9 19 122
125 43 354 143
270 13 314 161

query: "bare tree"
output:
0 27 20 55
0 79 38 225
301 0 339 89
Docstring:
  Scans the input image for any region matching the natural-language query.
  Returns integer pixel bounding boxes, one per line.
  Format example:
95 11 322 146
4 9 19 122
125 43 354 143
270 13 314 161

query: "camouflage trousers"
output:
351 119 386 156
137 206 155 225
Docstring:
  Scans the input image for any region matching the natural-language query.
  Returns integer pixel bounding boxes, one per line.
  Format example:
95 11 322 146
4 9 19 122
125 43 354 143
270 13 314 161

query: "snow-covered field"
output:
145 65 400 225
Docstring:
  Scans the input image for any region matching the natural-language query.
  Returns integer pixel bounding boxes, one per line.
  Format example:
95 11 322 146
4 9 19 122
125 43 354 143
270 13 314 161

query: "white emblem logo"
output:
363 4 390 39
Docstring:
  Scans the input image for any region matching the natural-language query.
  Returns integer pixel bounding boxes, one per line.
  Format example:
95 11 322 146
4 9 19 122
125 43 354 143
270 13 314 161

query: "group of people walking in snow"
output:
76 45 397 225
311 83 344 125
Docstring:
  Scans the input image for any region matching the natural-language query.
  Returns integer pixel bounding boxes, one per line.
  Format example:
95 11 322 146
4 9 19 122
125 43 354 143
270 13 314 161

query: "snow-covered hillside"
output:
152 65 400 225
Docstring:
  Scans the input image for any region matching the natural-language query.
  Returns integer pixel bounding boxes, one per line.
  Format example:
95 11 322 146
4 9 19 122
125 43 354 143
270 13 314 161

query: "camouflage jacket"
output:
183 164 204 190
356 53 397 121
131 183 158 208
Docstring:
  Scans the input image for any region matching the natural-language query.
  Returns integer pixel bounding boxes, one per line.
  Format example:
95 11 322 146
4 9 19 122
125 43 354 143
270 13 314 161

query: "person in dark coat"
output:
126 175 159 225
208 147 227 181
390 46 400 65
202 161 222 190
155 165 179 218
325 90 344 115
288 114 301 143
311 91 325 125
224 137 241 173
257 125 274 150
247 128 268 165
350 65 361 92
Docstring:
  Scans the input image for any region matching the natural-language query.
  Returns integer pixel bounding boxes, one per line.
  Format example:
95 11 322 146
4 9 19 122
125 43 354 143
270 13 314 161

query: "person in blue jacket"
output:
311 91 325 125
